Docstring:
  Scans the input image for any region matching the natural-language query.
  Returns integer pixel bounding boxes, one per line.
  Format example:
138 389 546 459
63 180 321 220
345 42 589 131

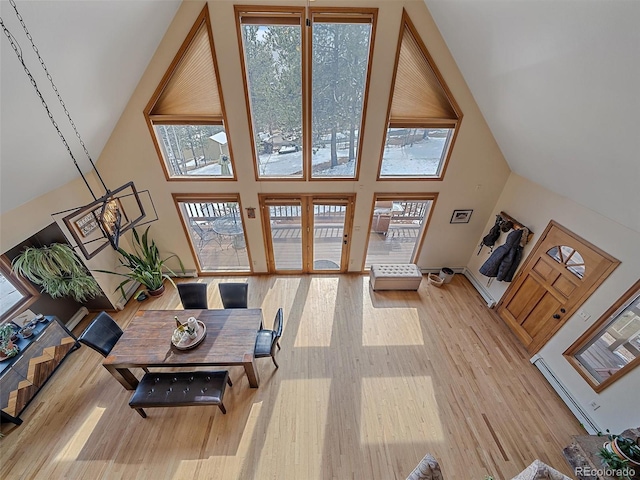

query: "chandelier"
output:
1 0 157 259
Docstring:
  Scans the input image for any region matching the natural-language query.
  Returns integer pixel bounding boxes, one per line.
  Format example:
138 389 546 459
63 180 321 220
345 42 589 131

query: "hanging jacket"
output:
479 229 524 282
478 215 503 254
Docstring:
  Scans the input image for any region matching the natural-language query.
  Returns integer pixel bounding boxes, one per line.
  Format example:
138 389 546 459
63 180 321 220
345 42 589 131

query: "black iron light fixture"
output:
1 0 157 259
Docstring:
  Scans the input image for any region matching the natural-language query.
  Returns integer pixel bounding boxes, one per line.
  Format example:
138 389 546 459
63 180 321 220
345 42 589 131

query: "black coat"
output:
479 229 524 282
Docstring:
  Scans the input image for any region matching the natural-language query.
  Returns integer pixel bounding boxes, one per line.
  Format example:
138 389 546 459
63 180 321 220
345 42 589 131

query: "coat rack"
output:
499 211 533 243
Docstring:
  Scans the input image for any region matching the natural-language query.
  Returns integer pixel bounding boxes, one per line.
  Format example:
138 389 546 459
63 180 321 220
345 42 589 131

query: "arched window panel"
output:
378 10 461 180
564 280 640 392
145 6 236 180
546 245 586 278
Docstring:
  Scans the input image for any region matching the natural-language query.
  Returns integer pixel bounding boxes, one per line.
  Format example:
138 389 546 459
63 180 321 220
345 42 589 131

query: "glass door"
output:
174 195 251 274
261 195 353 273
311 200 350 272
263 199 304 273
364 195 435 269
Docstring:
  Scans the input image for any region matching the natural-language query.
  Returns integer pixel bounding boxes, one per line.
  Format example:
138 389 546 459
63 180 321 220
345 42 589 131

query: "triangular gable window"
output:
379 10 462 179
145 6 234 179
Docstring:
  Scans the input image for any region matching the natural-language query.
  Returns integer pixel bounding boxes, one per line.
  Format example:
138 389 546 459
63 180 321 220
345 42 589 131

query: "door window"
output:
546 245 585 278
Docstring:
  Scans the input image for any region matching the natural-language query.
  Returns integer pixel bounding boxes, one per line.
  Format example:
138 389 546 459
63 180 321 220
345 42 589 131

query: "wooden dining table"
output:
103 309 264 390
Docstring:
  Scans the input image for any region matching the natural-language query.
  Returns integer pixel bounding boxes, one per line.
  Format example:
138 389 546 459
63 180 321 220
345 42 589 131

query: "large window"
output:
0 256 37 321
152 124 233 177
174 196 251 274
145 7 236 180
237 7 376 180
378 11 461 179
564 279 640 392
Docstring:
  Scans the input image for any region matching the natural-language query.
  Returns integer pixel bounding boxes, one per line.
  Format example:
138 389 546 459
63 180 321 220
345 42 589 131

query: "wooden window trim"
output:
0 255 39 322
235 6 377 182
145 6 236 182
172 194 253 276
563 279 640 392
377 9 462 181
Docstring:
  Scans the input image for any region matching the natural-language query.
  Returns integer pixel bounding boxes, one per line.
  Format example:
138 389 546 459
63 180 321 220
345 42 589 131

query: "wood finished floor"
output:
0 275 584 479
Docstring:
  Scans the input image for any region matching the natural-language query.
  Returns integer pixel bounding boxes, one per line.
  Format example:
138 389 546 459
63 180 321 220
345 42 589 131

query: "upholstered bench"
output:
370 264 422 291
129 370 232 418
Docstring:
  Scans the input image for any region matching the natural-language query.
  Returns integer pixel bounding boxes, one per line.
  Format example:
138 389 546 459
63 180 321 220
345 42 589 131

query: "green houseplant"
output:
12 243 102 303
0 323 19 359
95 226 184 298
598 431 640 479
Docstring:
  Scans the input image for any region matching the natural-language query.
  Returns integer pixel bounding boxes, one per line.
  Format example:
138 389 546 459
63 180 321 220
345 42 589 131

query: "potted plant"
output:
95 226 184 298
12 243 102 303
0 324 19 360
598 431 640 479
605 434 640 467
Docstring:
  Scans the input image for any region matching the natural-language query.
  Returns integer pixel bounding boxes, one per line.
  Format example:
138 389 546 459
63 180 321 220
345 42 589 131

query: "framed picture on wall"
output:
450 209 473 224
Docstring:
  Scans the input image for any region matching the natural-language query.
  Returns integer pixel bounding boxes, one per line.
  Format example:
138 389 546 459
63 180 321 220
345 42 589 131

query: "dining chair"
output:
78 312 149 373
177 282 208 309
218 282 248 309
254 308 283 368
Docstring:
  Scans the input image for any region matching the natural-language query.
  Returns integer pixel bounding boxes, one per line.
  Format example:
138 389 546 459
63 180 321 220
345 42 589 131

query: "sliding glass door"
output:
174 195 251 274
261 195 353 273
364 195 436 269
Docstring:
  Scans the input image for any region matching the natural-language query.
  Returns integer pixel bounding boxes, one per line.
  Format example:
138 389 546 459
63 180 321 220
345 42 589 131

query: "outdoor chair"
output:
254 308 283 368
177 282 208 309
78 312 149 373
219 282 248 309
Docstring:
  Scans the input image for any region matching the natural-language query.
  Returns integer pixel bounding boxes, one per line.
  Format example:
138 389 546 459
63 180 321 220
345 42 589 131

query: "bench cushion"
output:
370 264 422 291
129 371 229 408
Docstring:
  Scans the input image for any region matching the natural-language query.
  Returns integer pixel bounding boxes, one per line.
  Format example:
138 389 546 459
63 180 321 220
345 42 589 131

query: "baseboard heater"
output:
66 307 89 331
531 354 600 434
463 268 497 308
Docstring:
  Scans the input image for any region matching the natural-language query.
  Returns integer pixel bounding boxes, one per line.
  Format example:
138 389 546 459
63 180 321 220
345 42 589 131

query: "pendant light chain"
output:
5 0 109 195
0 15 98 200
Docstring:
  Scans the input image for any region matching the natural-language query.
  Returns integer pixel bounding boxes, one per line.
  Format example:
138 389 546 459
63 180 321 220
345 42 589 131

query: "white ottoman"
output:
370 264 422 291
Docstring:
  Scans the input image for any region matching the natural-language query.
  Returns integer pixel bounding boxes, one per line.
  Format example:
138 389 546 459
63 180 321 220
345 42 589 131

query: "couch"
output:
406 454 571 480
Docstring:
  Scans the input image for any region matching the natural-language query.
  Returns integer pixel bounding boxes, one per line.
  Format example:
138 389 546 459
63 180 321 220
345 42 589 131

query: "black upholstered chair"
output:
77 311 149 373
218 282 248 309
177 282 208 309
254 308 283 368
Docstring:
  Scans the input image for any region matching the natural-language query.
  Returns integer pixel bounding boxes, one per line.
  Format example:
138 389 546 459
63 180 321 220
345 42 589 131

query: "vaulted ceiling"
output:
2 1 638 232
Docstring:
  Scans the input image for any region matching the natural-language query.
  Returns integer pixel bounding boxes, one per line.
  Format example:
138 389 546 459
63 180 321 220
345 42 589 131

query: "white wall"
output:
467 173 640 433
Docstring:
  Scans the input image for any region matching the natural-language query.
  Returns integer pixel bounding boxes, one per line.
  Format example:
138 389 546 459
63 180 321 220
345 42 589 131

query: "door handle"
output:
553 314 561 319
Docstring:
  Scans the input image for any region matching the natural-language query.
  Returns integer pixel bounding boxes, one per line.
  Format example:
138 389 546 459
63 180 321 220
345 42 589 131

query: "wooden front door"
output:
497 221 619 354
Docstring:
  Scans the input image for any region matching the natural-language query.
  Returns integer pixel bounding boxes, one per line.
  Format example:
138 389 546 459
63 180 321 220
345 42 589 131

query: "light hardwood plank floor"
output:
0 274 584 479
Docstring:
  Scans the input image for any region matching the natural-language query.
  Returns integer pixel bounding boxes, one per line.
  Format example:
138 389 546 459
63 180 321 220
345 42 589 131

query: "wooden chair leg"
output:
226 377 233 387
218 402 226 414
277 342 281 350
272 355 279 369
135 408 147 418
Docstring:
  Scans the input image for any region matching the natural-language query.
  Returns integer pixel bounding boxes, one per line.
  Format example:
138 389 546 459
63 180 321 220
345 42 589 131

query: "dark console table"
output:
0 316 79 425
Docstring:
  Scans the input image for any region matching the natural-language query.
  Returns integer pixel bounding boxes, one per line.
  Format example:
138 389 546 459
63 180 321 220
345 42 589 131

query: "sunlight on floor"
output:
54 406 105 461
261 277 300 320
237 401 263 457
254 379 331 479
361 307 423 346
360 376 443 443
295 277 337 347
